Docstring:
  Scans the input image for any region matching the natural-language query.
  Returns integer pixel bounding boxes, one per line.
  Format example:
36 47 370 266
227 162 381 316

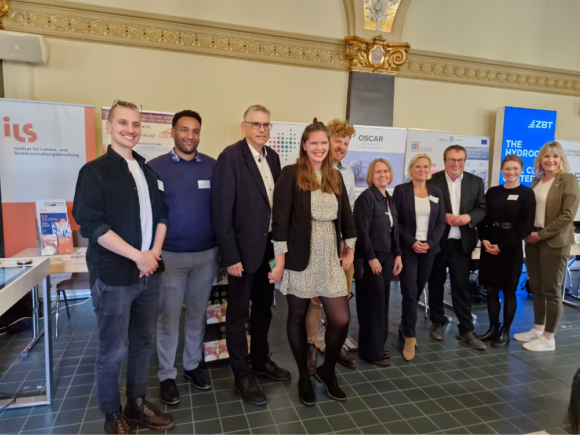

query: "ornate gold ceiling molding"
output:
5 0 580 97
345 35 409 74
402 49 580 97
5 0 348 70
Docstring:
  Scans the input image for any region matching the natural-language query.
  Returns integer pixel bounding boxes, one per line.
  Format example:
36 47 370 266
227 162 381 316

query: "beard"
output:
175 140 198 155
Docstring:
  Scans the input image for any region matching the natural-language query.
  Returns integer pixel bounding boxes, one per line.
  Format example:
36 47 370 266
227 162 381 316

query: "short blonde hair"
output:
534 141 570 178
407 154 433 181
243 104 271 121
327 118 355 139
366 158 394 187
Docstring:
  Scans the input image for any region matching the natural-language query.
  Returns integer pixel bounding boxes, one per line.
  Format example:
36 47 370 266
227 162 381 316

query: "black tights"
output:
486 286 517 329
286 294 349 380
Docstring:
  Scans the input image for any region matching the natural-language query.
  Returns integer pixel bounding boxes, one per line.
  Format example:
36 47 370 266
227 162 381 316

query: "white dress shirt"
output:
337 162 356 209
125 158 153 251
249 143 275 231
445 171 463 240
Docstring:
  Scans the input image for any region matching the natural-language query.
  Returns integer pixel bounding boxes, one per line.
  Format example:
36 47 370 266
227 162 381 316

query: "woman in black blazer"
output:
353 158 403 367
271 120 356 406
393 154 446 361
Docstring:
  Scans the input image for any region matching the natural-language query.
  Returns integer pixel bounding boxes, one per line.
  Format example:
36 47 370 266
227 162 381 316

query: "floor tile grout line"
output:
78 330 97 433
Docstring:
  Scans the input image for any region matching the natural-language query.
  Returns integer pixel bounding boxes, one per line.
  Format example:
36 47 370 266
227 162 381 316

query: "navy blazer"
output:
354 185 402 261
392 182 447 257
211 139 281 273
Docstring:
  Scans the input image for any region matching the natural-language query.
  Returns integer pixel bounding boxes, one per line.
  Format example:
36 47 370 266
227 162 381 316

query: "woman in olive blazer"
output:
514 141 580 352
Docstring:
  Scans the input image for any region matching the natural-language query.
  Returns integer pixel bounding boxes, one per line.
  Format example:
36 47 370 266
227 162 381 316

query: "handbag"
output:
353 189 373 281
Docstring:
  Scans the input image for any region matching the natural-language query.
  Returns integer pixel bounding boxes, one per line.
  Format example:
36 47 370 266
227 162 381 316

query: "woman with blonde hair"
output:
514 141 580 351
393 154 446 360
353 158 403 366
271 119 356 405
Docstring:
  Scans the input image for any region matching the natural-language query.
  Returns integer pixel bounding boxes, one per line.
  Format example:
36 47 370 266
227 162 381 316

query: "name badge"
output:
198 180 211 189
429 195 439 203
157 180 164 191
508 195 518 200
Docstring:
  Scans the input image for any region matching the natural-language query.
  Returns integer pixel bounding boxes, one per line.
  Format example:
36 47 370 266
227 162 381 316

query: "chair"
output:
54 231 89 338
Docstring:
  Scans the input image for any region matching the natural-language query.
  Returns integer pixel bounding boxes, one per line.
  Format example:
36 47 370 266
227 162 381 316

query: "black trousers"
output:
428 239 473 335
400 252 435 338
356 251 393 362
226 240 274 381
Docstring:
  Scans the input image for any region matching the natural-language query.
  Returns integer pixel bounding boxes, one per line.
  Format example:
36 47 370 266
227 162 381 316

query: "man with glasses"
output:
147 110 218 404
212 105 291 406
73 100 174 434
427 145 487 350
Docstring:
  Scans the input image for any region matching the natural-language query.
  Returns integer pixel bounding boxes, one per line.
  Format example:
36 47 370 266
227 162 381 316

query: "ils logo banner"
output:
3 116 37 143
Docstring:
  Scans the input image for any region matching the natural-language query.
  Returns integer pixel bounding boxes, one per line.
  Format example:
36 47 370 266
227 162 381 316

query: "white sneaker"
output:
522 335 555 352
513 328 543 342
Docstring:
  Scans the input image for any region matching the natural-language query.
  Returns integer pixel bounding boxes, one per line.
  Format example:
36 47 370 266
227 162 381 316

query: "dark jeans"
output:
226 240 274 381
356 251 393 362
428 240 473 335
90 274 161 414
400 252 435 338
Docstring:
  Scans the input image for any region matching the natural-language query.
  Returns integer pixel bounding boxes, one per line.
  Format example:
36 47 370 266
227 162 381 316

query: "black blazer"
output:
353 185 402 261
392 182 447 256
211 139 281 274
272 164 356 272
426 171 487 253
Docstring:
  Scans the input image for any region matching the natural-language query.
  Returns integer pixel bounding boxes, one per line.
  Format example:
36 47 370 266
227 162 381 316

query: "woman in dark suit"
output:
353 158 403 367
270 119 356 406
393 154 446 361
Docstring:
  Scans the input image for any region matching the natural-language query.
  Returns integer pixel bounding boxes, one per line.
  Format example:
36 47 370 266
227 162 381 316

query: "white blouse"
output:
415 195 430 241
533 178 554 228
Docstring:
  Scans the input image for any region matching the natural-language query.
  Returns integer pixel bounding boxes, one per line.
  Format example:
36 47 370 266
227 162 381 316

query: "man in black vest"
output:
427 145 487 350
212 105 291 406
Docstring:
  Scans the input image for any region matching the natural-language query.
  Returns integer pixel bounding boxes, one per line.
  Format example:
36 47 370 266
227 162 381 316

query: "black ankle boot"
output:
314 366 346 402
104 410 132 434
479 324 501 342
491 327 510 348
124 396 175 431
298 378 315 407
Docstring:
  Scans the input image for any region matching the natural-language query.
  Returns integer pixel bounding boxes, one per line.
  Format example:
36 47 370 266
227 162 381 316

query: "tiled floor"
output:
1 280 579 435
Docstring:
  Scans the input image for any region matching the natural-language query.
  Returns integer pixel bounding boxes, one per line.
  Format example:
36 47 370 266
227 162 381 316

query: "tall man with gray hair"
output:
212 105 291 406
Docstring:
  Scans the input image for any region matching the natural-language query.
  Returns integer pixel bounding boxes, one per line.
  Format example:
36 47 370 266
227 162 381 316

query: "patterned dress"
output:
274 171 356 298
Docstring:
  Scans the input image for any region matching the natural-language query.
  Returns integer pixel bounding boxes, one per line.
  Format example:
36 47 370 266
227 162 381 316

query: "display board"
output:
558 139 580 222
405 129 490 189
266 122 407 196
493 106 557 186
0 99 96 257
101 107 175 162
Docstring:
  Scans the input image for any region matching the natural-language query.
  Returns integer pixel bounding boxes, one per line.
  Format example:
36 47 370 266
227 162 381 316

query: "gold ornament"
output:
345 35 410 74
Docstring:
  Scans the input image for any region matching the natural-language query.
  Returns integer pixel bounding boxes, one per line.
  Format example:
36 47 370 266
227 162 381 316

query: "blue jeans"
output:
90 274 161 414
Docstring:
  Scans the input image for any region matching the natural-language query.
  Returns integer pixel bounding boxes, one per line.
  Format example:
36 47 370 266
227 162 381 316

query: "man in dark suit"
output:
212 105 291 406
427 145 487 349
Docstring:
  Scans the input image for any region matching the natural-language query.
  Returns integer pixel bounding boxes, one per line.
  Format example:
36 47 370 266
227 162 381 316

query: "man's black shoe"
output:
383 349 391 359
429 320 448 341
104 411 133 434
124 396 175 431
184 367 212 390
235 374 267 406
159 379 180 405
457 331 486 350
252 360 291 381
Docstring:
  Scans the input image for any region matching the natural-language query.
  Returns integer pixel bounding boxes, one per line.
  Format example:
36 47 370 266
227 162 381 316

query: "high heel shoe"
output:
479 323 501 342
402 337 417 361
399 325 418 347
491 327 510 348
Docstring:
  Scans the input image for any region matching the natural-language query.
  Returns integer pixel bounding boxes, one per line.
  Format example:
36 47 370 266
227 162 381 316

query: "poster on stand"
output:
558 139 580 221
0 99 95 257
405 129 490 189
101 108 175 162
266 122 407 196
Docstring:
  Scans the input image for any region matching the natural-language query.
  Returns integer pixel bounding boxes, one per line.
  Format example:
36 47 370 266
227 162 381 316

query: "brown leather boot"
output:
402 337 417 361
338 347 357 369
307 343 318 375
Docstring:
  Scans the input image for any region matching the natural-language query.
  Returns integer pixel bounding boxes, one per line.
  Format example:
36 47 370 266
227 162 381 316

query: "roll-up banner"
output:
266 122 407 196
493 106 557 186
0 99 96 257
558 139 580 222
405 129 490 189
101 107 174 162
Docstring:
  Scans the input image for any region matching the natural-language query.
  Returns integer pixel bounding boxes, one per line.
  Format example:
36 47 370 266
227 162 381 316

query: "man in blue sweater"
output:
148 110 218 405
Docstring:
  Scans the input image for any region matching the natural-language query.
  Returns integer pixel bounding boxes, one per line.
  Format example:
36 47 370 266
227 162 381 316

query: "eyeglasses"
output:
446 158 465 164
111 99 142 113
244 122 273 131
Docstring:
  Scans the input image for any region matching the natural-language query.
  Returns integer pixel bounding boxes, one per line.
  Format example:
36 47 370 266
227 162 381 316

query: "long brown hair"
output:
297 118 342 194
